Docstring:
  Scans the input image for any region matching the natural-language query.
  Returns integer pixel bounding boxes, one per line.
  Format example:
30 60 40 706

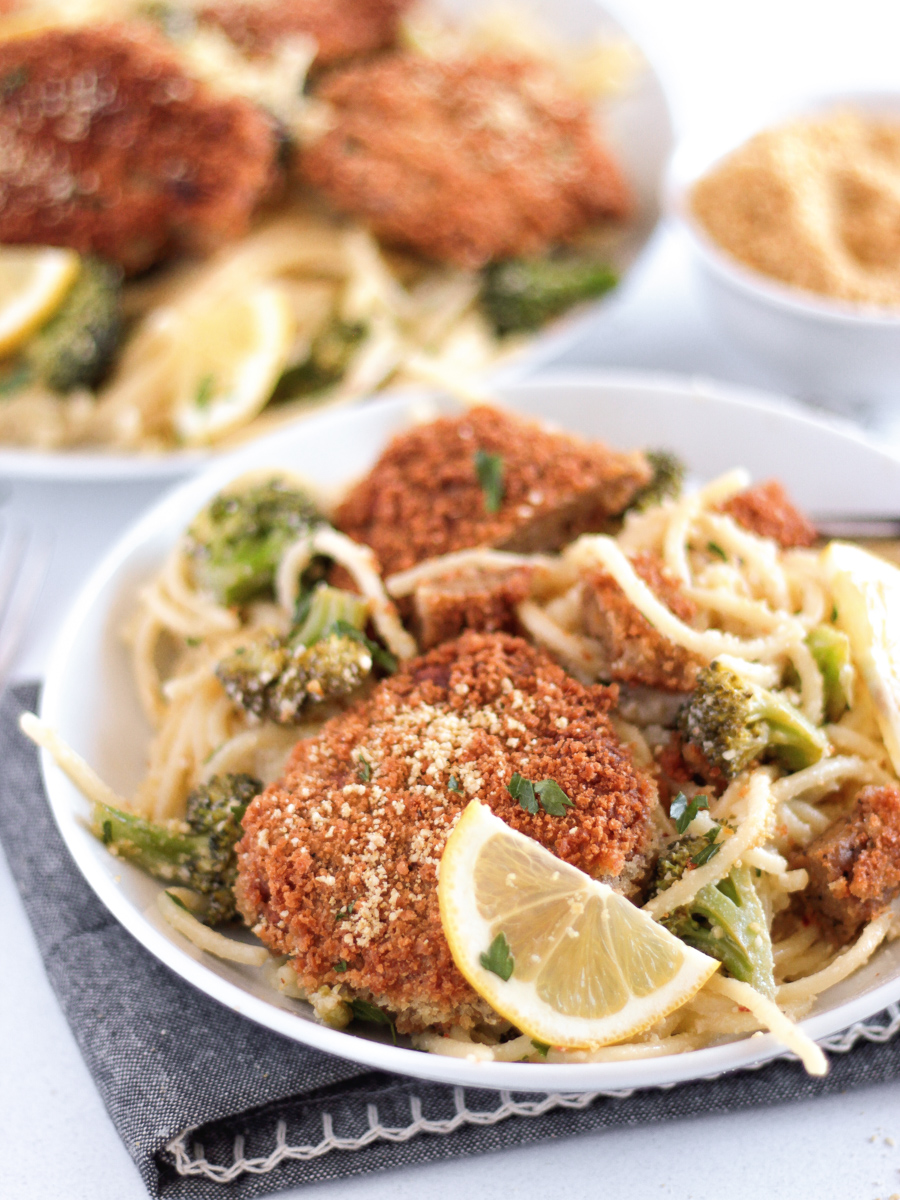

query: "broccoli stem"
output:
292 584 368 646
806 625 853 723
480 254 618 336
90 801 203 885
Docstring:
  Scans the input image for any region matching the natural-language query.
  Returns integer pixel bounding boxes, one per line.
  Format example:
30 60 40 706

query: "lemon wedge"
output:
439 801 718 1049
823 541 900 775
0 246 80 357
172 283 295 446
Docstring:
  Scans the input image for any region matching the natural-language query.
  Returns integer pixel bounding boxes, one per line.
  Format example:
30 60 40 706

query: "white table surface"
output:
5 2 900 1197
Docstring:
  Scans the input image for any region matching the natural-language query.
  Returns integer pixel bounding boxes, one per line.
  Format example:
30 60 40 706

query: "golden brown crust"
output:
200 0 411 66
582 551 704 692
791 784 900 944
334 405 651 576
0 24 279 272
300 51 632 268
235 631 658 1031
722 480 818 549
413 565 533 649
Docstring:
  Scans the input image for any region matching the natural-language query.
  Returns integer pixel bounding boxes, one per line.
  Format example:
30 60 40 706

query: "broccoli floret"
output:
653 839 775 997
26 257 122 391
629 450 686 512
186 477 323 606
678 660 828 779
480 254 618 336
216 585 374 722
806 625 853 723
271 319 368 401
90 773 261 925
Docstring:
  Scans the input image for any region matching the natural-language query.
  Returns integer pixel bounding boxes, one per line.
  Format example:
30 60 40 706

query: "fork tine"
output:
0 527 51 689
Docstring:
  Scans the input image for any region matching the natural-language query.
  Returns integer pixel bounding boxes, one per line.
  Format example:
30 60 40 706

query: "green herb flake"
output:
333 961 349 973
480 931 514 981
535 779 574 816
194 373 216 409
185 635 201 647
531 1040 550 1058
707 542 727 561
670 791 710 835
102 820 113 846
508 772 538 814
691 840 721 867
831 604 839 623
448 775 461 793
357 757 371 783
474 448 505 514
350 998 397 1043
335 901 355 921
331 619 398 673
165 890 191 912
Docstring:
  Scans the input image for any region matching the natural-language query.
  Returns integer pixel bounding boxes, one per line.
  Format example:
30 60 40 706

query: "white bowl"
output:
37 371 900 1094
667 92 900 410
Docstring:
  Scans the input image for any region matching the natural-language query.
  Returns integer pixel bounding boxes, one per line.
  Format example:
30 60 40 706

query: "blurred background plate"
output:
38 372 900 1093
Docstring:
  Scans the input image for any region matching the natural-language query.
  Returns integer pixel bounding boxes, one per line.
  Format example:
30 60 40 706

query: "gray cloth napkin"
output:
5 682 900 1199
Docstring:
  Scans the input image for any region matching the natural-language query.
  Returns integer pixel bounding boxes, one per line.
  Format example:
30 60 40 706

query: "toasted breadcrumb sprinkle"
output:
236 631 657 1031
334 405 651 577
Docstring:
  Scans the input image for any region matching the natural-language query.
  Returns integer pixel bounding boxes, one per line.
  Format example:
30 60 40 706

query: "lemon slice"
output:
823 541 900 775
172 283 295 446
0 246 79 356
439 801 718 1049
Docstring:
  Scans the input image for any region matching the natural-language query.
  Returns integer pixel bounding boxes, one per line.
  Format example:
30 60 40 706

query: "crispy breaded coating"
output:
236 631 659 1032
413 565 533 649
0 25 279 272
791 784 900 945
582 551 704 692
300 52 632 268
334 405 651 576
200 0 411 65
722 480 818 549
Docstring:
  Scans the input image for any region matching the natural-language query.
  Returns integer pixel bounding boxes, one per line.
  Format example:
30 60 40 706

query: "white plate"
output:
0 0 672 481
40 372 900 1094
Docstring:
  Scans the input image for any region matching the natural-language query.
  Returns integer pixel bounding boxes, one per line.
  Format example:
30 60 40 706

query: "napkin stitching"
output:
164 1003 900 1184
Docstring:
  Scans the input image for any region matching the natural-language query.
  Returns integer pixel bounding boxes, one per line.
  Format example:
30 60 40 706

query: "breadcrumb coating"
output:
722 480 818 549
300 51 632 268
200 0 410 66
582 551 704 692
235 631 658 1032
334 405 651 576
0 24 279 272
792 784 900 945
413 565 533 649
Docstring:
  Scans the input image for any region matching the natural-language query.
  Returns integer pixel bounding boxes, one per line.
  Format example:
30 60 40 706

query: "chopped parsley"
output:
474 448 504 514
531 1040 550 1057
691 828 722 867
102 820 113 846
350 998 397 1043
331 619 398 674
335 901 355 921
448 775 461 793
508 773 573 817
357 757 371 783
333 961 349 973
707 541 727 561
185 635 201 647
480 931 514 981
165 890 190 912
670 792 710 834
194 373 216 409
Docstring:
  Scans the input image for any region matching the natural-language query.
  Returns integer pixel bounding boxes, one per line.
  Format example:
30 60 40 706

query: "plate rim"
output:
37 371 900 1093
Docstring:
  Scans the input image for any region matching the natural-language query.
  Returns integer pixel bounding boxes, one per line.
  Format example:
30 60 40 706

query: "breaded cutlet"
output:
0 25 279 273
722 480 818 549
200 0 411 67
333 405 652 577
236 631 659 1033
300 52 632 268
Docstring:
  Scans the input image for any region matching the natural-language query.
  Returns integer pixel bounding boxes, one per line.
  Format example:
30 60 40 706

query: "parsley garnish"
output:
357 757 371 783
508 773 573 817
185 635 201 647
707 542 727 561
331 619 398 673
831 604 839 623
670 792 710 834
474 448 505 514
448 775 461 793
335 901 355 921
333 961 349 973
165 890 190 912
102 820 113 846
194 374 216 409
691 827 721 867
531 1040 550 1057
351 999 397 1043
480 931 514 981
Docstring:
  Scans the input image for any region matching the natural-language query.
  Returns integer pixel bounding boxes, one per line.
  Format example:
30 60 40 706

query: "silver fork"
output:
0 522 51 690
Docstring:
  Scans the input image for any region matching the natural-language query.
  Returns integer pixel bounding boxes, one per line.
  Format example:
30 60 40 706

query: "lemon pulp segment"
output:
0 246 80 356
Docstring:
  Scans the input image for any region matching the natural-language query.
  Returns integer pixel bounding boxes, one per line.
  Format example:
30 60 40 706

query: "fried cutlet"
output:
236 631 660 1033
200 0 411 66
334 405 651 577
413 565 534 649
300 52 632 268
722 480 818 549
0 25 279 273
